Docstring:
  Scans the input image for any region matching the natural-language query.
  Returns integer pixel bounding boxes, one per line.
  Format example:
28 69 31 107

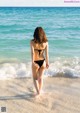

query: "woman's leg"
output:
38 61 46 94
32 63 39 94
38 68 45 94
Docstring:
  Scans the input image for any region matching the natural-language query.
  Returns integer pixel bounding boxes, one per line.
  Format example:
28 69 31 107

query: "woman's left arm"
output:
45 42 49 68
30 41 34 63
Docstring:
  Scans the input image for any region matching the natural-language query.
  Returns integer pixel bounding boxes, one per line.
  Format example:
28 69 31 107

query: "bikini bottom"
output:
34 59 45 67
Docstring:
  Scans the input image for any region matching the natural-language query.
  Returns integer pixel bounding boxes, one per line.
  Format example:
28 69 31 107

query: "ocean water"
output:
0 7 80 79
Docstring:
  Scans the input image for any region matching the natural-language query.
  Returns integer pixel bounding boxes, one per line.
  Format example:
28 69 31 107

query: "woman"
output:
30 27 49 96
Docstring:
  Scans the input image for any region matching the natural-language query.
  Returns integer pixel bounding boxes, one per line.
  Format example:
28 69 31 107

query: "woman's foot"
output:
39 89 44 95
33 92 40 98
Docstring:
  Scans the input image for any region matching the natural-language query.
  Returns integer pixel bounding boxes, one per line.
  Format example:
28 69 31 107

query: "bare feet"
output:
39 90 44 95
33 92 40 98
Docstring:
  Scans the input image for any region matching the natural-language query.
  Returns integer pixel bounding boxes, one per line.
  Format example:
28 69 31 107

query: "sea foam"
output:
0 57 80 80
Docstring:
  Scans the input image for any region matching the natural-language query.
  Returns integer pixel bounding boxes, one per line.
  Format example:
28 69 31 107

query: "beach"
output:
0 77 80 113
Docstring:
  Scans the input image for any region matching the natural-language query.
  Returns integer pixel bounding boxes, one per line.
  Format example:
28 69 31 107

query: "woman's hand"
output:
46 63 49 69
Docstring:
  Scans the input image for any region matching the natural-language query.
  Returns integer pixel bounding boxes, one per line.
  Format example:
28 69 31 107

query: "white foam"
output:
44 57 80 78
0 57 80 80
0 62 32 80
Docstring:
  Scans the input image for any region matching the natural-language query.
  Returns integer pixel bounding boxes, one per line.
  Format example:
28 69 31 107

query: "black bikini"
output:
34 59 45 67
34 49 45 67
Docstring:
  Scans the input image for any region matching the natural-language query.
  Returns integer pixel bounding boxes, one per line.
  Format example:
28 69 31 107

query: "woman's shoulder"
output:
43 41 48 46
41 42 48 49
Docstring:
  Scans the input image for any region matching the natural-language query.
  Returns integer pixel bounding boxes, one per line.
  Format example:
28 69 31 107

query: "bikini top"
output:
34 49 44 56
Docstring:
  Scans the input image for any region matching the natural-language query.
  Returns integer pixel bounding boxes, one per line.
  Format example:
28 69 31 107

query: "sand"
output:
0 76 80 113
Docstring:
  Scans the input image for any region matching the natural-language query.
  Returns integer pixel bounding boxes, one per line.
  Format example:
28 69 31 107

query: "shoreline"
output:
0 77 80 113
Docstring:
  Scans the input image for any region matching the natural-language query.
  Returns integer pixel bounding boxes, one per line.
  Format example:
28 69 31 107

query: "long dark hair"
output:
33 27 48 43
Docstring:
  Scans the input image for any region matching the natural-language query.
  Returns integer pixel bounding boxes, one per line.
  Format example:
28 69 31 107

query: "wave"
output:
0 62 32 79
49 27 80 31
0 24 23 29
46 57 80 78
0 57 80 79
0 29 28 34
0 24 32 34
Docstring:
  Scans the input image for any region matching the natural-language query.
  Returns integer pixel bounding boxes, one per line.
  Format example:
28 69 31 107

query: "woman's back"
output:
31 40 47 61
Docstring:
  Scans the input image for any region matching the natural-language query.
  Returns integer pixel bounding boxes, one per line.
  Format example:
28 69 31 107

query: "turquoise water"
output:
0 7 80 79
